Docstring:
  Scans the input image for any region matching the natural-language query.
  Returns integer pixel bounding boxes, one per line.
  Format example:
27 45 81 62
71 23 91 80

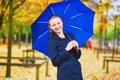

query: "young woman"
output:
48 15 83 80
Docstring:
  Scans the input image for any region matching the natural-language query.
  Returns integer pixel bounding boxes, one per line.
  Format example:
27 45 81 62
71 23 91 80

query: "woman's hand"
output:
65 40 79 51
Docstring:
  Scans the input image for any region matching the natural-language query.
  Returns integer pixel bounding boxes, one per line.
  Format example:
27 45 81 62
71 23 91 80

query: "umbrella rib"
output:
64 24 93 35
50 7 55 15
38 30 49 38
38 22 48 24
70 13 83 19
64 24 82 30
64 3 71 14
64 13 83 21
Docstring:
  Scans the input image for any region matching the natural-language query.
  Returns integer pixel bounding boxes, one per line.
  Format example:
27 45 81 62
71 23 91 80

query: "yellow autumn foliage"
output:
94 22 112 34
13 0 61 26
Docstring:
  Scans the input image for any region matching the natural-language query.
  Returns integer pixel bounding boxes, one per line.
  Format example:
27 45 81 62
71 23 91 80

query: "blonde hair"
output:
48 15 62 26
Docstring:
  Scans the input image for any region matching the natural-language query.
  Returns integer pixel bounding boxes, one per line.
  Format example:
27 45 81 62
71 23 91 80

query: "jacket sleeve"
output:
48 39 70 67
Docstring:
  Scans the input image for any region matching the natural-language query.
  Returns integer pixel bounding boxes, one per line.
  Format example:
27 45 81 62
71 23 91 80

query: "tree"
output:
6 0 26 77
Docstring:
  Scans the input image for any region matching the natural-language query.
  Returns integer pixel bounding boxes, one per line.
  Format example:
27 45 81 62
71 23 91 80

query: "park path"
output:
0 44 120 80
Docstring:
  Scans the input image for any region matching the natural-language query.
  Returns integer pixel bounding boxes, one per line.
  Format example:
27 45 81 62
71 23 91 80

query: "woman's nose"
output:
56 24 60 28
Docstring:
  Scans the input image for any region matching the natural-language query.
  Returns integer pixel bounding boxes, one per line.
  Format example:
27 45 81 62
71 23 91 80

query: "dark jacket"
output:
48 32 83 80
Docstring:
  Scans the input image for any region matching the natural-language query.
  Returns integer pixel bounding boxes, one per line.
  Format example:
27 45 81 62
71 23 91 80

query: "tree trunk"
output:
25 32 28 46
18 26 22 49
0 12 4 28
6 0 13 77
112 16 117 58
99 27 103 49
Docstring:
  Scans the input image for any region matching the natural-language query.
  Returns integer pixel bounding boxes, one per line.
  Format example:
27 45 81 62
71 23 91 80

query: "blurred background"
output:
0 0 120 50
0 0 120 80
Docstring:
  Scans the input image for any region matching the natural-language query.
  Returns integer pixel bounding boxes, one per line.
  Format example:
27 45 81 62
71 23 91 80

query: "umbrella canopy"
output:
31 0 95 58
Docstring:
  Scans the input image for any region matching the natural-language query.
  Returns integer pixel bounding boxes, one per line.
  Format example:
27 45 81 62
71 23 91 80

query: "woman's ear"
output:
50 29 52 32
48 24 51 28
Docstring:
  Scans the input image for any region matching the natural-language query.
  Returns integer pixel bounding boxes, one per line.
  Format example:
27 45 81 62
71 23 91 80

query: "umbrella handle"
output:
74 46 79 52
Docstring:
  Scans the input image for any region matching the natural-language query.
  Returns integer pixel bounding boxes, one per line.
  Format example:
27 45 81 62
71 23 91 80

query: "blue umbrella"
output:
31 0 95 58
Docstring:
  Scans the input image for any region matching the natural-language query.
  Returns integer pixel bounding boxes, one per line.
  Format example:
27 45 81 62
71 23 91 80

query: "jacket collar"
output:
50 32 67 40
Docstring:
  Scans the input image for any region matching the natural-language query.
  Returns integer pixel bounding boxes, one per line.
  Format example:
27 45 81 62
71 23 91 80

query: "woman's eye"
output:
52 24 56 26
58 22 60 25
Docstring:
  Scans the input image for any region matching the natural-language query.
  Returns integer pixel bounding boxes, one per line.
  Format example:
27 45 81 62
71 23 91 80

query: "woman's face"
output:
48 17 63 34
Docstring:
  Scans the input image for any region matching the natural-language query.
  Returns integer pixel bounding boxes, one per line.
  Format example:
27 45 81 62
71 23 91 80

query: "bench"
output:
0 49 50 79
103 56 120 73
19 49 47 63
0 58 49 80
95 48 118 59
20 49 36 63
